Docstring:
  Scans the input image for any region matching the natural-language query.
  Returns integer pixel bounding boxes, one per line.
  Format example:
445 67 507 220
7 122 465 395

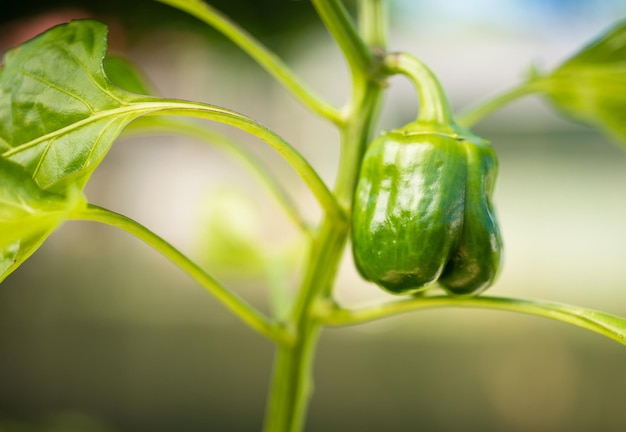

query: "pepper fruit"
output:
351 123 502 296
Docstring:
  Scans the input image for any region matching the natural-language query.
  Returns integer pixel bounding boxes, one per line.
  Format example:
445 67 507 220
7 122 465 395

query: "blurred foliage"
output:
0 412 116 432
195 186 266 277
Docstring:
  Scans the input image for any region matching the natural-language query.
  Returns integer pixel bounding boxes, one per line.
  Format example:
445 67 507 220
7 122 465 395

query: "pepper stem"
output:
383 52 454 126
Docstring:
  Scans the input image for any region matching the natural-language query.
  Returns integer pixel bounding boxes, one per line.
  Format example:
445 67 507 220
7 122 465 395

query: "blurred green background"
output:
2 1 626 431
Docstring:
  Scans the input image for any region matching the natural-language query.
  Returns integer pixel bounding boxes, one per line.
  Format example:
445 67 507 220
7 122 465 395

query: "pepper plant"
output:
1 1 626 431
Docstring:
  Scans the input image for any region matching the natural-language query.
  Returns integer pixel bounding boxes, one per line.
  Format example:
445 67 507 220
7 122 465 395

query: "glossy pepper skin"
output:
351 125 502 296
438 138 502 295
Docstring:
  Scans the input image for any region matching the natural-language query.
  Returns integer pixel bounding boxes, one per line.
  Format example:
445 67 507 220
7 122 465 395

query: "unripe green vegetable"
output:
351 123 502 296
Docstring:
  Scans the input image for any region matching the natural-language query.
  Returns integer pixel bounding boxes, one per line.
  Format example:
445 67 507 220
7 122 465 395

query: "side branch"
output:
317 295 626 346
155 0 342 123
71 204 294 345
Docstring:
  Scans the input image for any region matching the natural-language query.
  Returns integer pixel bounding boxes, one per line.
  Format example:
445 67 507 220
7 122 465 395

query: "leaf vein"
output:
84 116 122 168
32 136 55 180
1 103 159 158
55 44 127 106
18 69 95 113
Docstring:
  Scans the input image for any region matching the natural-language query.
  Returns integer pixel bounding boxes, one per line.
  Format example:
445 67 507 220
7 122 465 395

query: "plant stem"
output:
154 0 342 124
311 0 373 80
263 216 348 432
457 81 539 127
262 1 387 430
70 204 292 345
383 52 454 125
359 0 387 51
317 295 626 346
262 78 383 430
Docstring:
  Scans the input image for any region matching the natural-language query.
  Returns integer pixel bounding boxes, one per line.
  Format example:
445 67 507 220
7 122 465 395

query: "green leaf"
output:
0 157 86 282
0 20 152 194
538 20 626 146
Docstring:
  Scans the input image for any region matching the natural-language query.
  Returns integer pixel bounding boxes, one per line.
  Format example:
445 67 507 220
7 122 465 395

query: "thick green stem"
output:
262 87 383 432
263 216 348 432
261 78 384 431
262 1 387 429
333 80 385 210
260 100 382 429
359 0 387 51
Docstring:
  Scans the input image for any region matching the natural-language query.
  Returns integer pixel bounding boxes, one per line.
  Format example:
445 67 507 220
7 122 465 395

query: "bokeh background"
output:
2 0 626 431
